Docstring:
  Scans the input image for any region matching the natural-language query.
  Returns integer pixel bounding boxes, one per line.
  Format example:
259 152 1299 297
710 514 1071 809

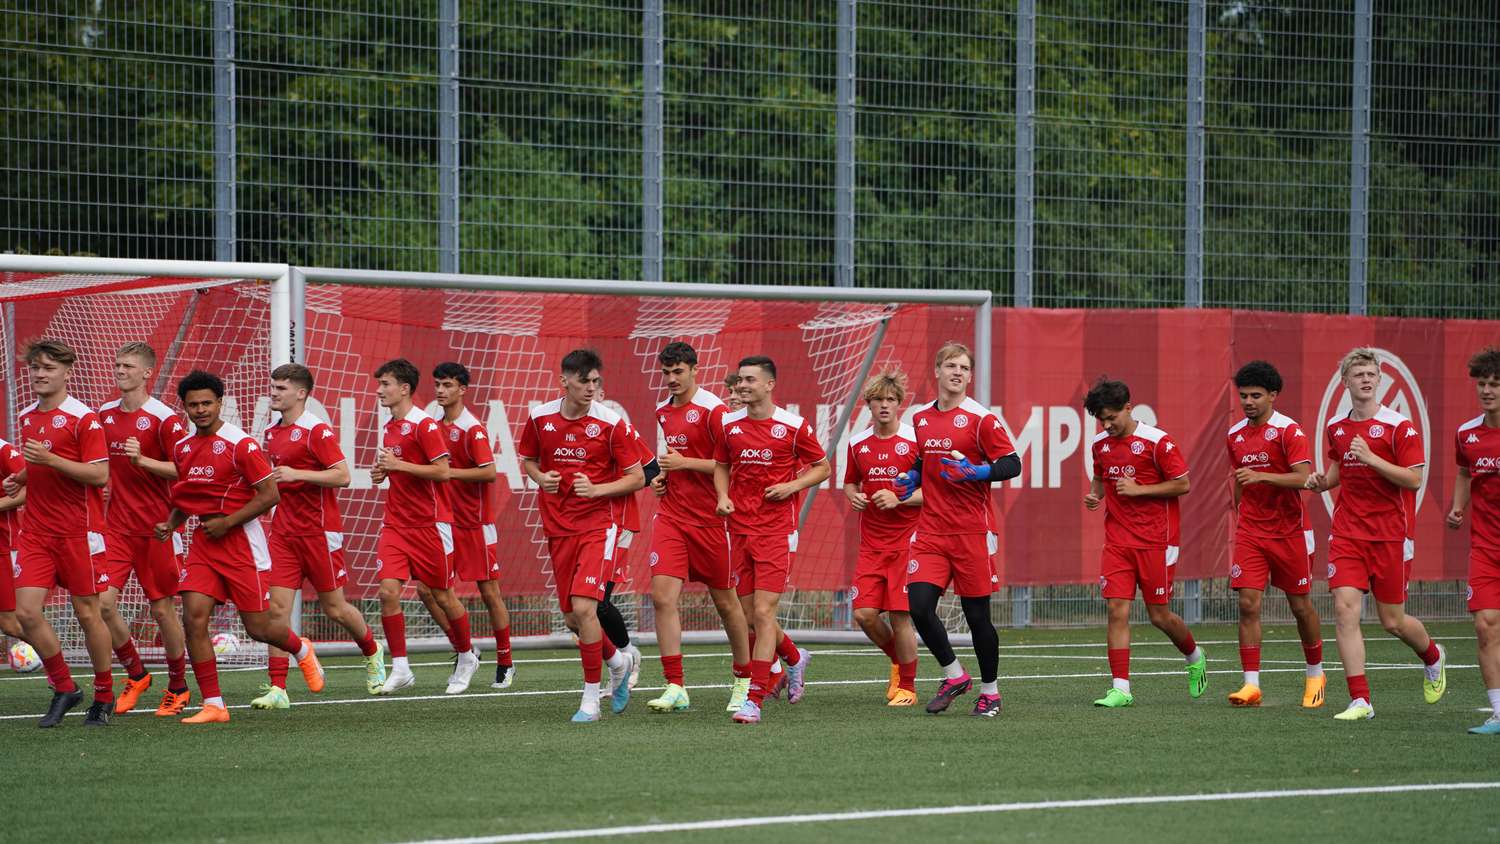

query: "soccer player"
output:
595 382 645 692
892 343 1019 717
644 341 752 714
1083 377 1207 709
433 361 514 690
1305 348 1445 721
1448 346 1500 735
370 358 479 695
5 340 117 727
1225 361 1325 708
96 342 192 716
518 349 642 722
0 437 26 641
253 363 385 710
156 370 324 724
714 355 829 724
844 368 922 707
723 373 744 412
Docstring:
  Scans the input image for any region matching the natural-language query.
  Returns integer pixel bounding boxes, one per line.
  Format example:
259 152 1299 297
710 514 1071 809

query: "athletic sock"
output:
1302 640 1323 670
941 659 965 681
192 659 222 702
281 631 307 659
1419 639 1441 665
580 683 601 716
115 640 147 679
92 670 114 704
876 638 898 662
898 659 918 692
578 639 603 684
392 656 410 672
382 614 407 659
1239 646 1261 686
1488 688 1500 714
494 625 513 666
166 653 189 693
732 661 751 679
770 659 784 675
42 653 78 693
661 653 685 687
1107 648 1131 693
1179 637 1203 661
601 637 618 661
748 658 772 705
776 633 801 665
203 695 225 710
268 656 290 690
1306 661 1324 678
450 612 472 655
1347 673 1371 704
354 628 378 657
979 680 999 696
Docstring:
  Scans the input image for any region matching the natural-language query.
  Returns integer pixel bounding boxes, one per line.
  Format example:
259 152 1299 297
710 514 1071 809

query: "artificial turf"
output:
2 621 1495 843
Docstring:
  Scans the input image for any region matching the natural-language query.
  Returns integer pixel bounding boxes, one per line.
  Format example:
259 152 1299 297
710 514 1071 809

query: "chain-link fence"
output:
3 1 1494 313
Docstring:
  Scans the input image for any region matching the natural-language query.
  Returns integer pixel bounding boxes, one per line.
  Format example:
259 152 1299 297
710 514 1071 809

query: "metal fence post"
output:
834 0 856 288
438 0 461 274
1013 0 1035 307
1184 0 1206 308
212 0 236 262
1182 579 1203 624
642 0 664 282
1349 0 1372 316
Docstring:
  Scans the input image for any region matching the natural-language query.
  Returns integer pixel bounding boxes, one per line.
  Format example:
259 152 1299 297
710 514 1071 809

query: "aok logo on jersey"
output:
1314 348 1431 516
738 447 775 462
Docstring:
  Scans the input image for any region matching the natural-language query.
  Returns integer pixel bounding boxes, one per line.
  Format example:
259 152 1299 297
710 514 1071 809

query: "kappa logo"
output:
1263 427 1278 441
1315 348 1430 516
918 418 929 427
686 409 701 424
290 427 304 442
1100 443 1111 452
105 415 115 424
859 445 870 454
953 414 969 429
771 423 788 439
894 441 910 456
1164 442 1175 452
1234 434 1244 443
181 443 191 454
1405 427 1417 438
1368 424 1385 439
729 426 743 435
212 440 227 455
1467 433 1480 444
322 429 333 438
1130 441 1145 455
543 422 556 432
247 442 259 452
585 423 602 438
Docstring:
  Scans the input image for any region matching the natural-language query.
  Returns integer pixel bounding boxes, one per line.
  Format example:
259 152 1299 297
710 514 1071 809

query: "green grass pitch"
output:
2 621 1496 843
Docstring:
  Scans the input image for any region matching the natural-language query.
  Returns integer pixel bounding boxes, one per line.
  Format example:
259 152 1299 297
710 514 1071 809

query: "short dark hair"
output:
1233 360 1283 394
1469 347 1500 381
374 358 420 390
271 363 315 392
24 338 77 367
1084 377 1130 418
561 348 603 378
738 355 776 379
658 341 698 368
177 369 225 400
432 361 471 386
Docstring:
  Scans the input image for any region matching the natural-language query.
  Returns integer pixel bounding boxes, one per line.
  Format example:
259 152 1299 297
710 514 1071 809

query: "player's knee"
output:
1476 614 1500 644
1378 614 1405 636
1145 604 1173 627
1236 592 1260 615
852 607 880 630
0 614 21 639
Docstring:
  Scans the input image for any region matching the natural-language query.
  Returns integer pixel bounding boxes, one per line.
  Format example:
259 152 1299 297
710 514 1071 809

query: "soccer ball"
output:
211 632 240 658
9 641 41 673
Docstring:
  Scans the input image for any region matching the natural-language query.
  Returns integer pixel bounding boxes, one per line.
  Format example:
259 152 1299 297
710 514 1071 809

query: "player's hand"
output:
572 473 598 498
199 515 230 539
845 490 869 511
1 476 20 497
1115 476 1142 497
153 521 172 541
870 489 901 510
1083 492 1102 511
939 457 991 483
271 465 300 484
716 496 734 517
1233 467 1262 486
1303 473 1325 491
763 482 797 501
658 449 688 473
537 470 562 493
22 440 54 466
893 471 920 501
1446 508 1465 530
123 437 144 464
369 464 387 485
1348 436 1373 465
650 475 668 497
377 449 402 472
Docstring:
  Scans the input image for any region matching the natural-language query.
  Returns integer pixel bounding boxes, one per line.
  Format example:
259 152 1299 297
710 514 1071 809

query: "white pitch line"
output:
395 781 1500 844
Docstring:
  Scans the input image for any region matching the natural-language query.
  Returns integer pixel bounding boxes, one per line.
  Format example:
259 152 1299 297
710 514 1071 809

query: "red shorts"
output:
103 530 186 601
851 546 911 613
547 528 616 612
730 532 795 597
14 530 107 598
1230 531 1314 595
1327 535 1410 605
179 520 272 613
269 531 348 593
453 525 500 583
907 531 999 598
648 517 732 591
1100 544 1177 605
0 548 15 613
1467 546 1500 613
377 524 456 590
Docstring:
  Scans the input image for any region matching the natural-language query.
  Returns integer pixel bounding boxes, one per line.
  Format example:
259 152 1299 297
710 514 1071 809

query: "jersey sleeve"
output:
518 416 540 461
1325 425 1340 461
706 405 726 451
610 422 642 471
1092 442 1104 480
630 425 654 464
1156 435 1189 479
793 420 827 465
713 421 730 464
238 439 274 485
1394 420 1424 468
1224 433 1236 467
1456 430 1469 468
0 443 23 477
1282 423 1311 465
158 415 188 454
843 442 859 485
467 424 495 468
78 413 108 463
979 413 1016 460
417 419 449 464
310 422 347 468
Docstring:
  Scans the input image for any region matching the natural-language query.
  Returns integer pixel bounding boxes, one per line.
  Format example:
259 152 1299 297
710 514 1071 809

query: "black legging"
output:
598 581 631 649
907 582 999 684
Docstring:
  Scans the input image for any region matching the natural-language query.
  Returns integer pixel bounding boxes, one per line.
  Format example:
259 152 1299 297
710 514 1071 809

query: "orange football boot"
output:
154 688 192 717
297 643 326 693
181 704 230 724
113 673 153 714
1228 684 1263 707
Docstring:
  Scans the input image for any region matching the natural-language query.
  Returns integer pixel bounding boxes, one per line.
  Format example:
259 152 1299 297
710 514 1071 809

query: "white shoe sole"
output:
379 674 416 695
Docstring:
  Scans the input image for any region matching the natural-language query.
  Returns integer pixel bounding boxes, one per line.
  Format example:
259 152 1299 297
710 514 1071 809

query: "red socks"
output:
601 637 618 661
1174 633 1198 657
92 671 114 704
494 625 512 666
115 640 147 679
1347 673 1371 703
166 653 189 692
1239 646 1261 673
281 630 304 656
354 627 379 658
268 656 290 690
876 639 898 662
1419 639 1441 666
579 639 603 684
777 634 800 665
661 653 684 686
1302 640 1323 666
192 658 222 701
898 659 918 692
748 658 773 704
382 614 407 658
450 612 472 654
43 653 77 693
1107 647 1131 681
732 661 750 679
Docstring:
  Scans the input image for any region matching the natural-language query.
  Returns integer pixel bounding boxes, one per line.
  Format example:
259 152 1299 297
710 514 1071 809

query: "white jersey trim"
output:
1458 414 1488 433
1133 422 1168 445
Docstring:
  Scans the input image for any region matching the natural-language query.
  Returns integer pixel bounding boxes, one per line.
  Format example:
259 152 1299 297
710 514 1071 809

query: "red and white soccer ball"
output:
211 632 240 658
9 641 41 673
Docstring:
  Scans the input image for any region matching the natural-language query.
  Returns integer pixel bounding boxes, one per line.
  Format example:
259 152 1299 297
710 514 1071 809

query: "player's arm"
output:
521 457 562 493
0 487 25 511
154 507 189 539
1235 461 1311 490
1305 461 1340 492
222 475 279 529
713 461 733 515
380 451 450 481
765 459 830 501
573 462 645 499
23 443 108 487
279 462 351 488
1084 476 1104 510
1446 467 1472 529
450 463 497 484
1117 473 1189 498
843 482 868 511
123 437 178 479
659 450 716 475
1349 438 1423 490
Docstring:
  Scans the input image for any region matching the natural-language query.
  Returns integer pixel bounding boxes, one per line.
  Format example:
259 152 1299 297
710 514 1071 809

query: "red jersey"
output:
911 397 1015 536
1455 415 1500 552
18 396 107 537
517 399 641 537
656 388 727 527
844 424 921 550
441 407 495 529
1091 422 1189 548
381 406 453 528
265 411 345 536
0 438 24 554
1226 411 1311 540
169 423 273 517
713 406 827 537
1325 406 1423 542
100 397 187 536
618 421 656 534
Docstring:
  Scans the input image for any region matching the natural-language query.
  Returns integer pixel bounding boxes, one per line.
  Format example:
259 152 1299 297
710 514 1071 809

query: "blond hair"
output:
861 367 908 403
933 341 972 369
1339 347 1380 377
116 341 157 370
